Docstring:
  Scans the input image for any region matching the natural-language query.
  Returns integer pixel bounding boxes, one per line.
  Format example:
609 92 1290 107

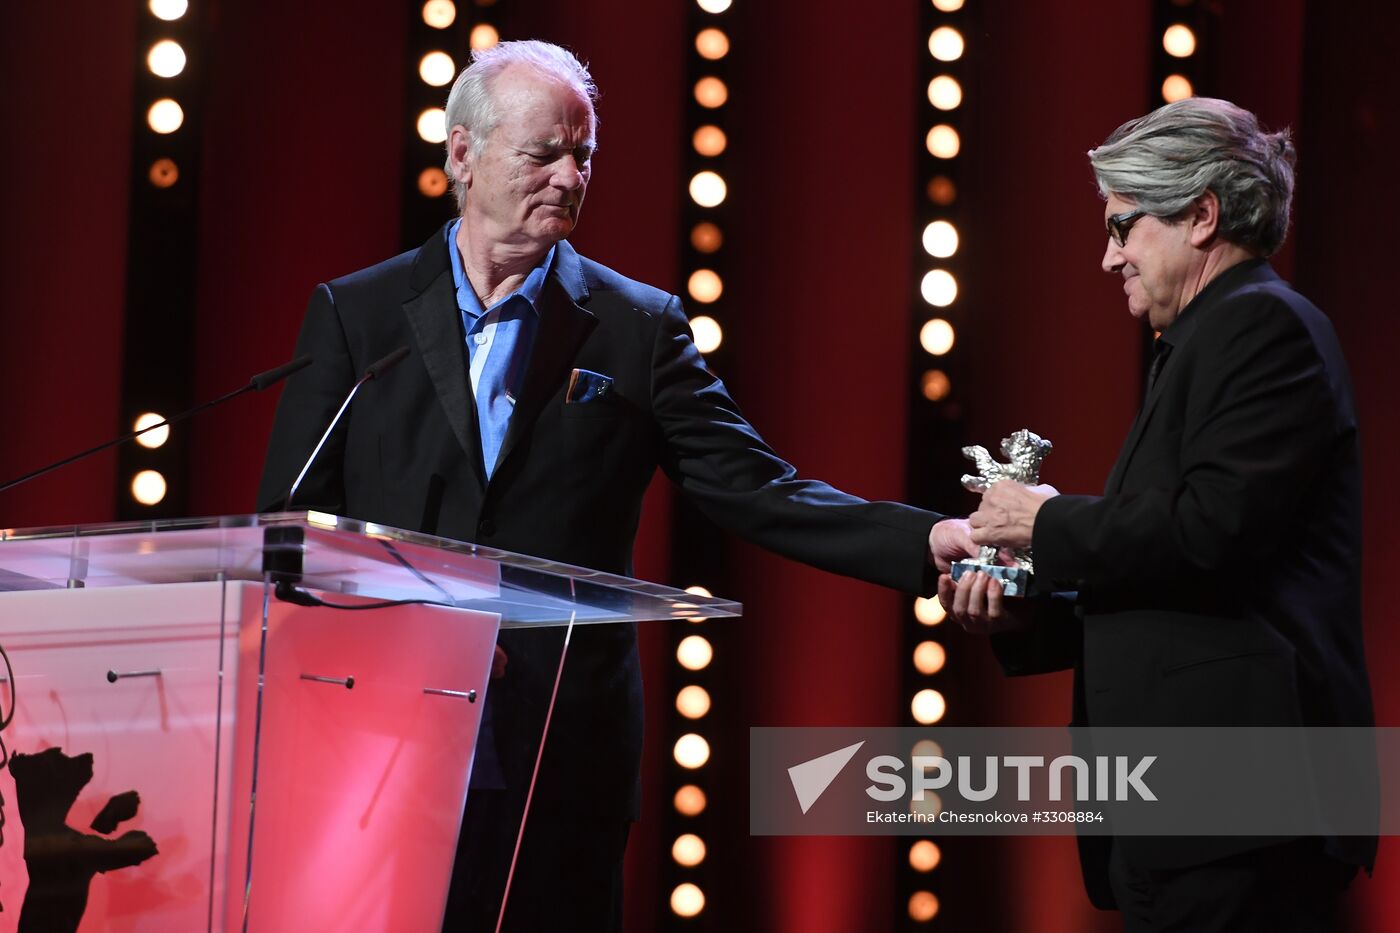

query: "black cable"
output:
272 579 456 611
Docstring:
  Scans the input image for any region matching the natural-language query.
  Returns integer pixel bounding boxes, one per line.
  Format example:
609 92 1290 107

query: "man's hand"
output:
929 518 978 573
968 483 1059 551
937 570 1027 634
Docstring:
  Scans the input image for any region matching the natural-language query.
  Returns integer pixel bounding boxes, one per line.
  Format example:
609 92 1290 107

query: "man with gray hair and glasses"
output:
259 38 975 931
942 97 1374 931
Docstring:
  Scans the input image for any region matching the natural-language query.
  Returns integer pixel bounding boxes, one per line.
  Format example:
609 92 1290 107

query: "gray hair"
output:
443 40 599 212
1088 97 1296 256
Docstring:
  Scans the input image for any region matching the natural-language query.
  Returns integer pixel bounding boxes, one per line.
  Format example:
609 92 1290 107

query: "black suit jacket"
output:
993 260 1375 901
258 226 942 819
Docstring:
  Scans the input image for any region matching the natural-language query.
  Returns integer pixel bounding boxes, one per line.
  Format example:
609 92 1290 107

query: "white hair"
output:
443 40 599 212
1088 97 1296 256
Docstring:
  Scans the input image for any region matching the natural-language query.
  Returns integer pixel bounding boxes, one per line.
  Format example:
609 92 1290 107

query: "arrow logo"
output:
787 741 865 814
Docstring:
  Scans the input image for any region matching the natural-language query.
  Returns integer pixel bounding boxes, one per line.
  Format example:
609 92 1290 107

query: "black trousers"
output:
1108 838 1357 933
441 788 630 932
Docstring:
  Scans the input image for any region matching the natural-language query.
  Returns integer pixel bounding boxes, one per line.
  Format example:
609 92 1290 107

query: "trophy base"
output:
950 561 1033 598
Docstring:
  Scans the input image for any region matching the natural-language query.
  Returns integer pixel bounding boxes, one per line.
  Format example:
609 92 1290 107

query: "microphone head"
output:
250 355 314 390
365 347 410 380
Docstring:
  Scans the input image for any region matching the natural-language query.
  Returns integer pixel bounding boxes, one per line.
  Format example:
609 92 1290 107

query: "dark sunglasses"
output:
1106 208 1148 247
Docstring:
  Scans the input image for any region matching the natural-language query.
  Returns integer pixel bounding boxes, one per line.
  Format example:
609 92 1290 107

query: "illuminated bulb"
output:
676 685 712 719
920 318 955 355
674 784 708 816
147 99 184 134
418 167 448 197
147 40 186 78
419 51 456 87
133 412 170 449
1162 74 1193 103
914 596 946 625
685 585 713 598
688 269 723 303
694 76 729 108
912 739 942 759
671 883 706 918
696 28 730 60
921 370 951 402
926 124 961 159
677 634 714 670
909 840 942 872
471 23 500 51
422 0 456 28
149 0 188 20
911 792 942 817
697 0 732 11
131 470 167 506
909 891 941 922
689 170 727 207
932 0 964 9
672 833 707 867
921 269 958 307
417 108 447 144
913 640 947 675
928 26 965 62
927 75 962 110
922 220 958 258
927 175 957 206
693 124 728 157
1163 24 1197 57
148 158 178 189
911 688 946 724
691 222 723 254
674 733 711 769
689 315 723 354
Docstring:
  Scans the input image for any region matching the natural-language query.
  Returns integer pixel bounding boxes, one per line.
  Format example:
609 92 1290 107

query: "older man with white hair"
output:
944 98 1374 931
260 40 975 931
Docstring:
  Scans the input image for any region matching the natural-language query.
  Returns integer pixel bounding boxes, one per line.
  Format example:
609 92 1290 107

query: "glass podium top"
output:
0 512 741 628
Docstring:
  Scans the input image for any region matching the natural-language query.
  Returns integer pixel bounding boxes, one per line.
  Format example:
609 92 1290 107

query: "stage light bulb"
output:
685 585 713 598
671 883 706 918
691 222 723 254
928 27 965 62
1163 24 1196 57
148 158 178 189
470 23 500 51
419 51 456 87
677 685 712 719
912 739 942 759
694 76 729 109
672 834 707 867
147 40 186 78
689 170 727 207
693 124 728 157
147 99 184 134
689 315 723 354
417 108 447 143
677 634 714 670
932 0 964 10
927 175 957 206
696 28 730 60
674 784 707 816
909 891 941 921
921 270 958 307
133 412 170 449
914 596 946 625
149 0 188 21
927 75 962 110
913 640 946 675
418 167 448 197
922 220 959 258
674 733 711 768
920 318 955 355
909 840 942 872
1162 74 1194 103
920 369 951 402
911 688 946 724
697 0 732 11
688 269 723 303
926 124 961 159
131 470 167 506
422 0 456 28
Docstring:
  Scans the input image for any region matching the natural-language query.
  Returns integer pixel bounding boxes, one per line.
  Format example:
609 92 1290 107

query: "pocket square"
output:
566 368 613 403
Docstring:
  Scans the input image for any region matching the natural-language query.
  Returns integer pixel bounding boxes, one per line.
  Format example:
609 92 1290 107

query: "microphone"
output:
284 347 409 510
0 355 314 496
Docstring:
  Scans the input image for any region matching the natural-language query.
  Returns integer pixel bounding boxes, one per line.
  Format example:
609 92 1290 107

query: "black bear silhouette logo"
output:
8 747 158 933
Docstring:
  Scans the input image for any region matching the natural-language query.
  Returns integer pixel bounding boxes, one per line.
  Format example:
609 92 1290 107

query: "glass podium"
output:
0 513 739 932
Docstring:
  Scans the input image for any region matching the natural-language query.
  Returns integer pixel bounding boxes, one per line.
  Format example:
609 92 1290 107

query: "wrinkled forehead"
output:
492 67 595 138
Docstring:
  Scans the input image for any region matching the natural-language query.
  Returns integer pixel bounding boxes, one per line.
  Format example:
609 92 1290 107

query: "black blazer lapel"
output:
1103 368 1171 495
493 242 597 478
402 227 485 486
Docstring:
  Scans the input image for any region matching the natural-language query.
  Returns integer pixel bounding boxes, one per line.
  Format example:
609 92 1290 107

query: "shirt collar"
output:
445 218 554 322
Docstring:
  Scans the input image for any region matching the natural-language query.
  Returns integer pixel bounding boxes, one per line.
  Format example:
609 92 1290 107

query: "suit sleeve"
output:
649 295 943 594
989 592 1082 676
256 284 357 512
1033 292 1340 588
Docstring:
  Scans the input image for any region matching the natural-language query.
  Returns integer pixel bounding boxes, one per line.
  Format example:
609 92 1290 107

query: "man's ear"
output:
448 125 474 190
1188 189 1221 247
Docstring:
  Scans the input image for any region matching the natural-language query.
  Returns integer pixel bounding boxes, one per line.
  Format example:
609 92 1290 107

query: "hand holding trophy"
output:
951 429 1052 597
